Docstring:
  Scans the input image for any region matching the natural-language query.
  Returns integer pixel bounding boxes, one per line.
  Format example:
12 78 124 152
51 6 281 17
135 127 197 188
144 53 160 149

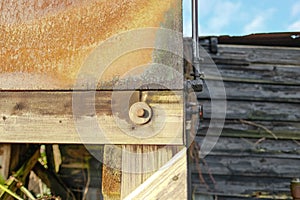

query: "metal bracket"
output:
185 79 203 92
198 37 218 54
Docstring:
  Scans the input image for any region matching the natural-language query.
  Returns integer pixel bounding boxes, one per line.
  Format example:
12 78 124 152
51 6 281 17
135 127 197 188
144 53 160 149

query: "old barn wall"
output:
185 40 300 199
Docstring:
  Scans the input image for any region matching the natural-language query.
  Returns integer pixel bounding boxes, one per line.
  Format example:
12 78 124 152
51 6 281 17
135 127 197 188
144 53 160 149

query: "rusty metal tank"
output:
0 0 182 90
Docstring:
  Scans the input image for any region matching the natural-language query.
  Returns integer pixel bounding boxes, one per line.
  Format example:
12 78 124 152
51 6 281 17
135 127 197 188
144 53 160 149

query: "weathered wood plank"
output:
198 120 300 139
203 64 300 85
124 148 187 200
189 40 300 200
201 100 300 122
192 151 300 178
120 145 176 199
196 137 300 157
0 91 183 144
185 39 300 65
102 145 121 200
215 196 291 200
201 157 300 175
184 39 300 85
121 145 146 199
192 176 292 199
191 137 299 199
213 45 300 66
198 81 300 103
0 144 11 180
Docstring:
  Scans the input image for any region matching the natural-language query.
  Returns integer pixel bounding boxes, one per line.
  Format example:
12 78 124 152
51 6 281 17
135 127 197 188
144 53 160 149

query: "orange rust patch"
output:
102 165 121 199
0 0 181 89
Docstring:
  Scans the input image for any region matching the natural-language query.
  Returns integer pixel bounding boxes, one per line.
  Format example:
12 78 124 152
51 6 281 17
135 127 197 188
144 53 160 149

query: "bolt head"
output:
136 109 145 117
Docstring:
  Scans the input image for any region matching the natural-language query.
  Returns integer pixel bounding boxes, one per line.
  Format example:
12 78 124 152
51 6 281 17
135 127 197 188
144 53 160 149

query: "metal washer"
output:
129 102 152 125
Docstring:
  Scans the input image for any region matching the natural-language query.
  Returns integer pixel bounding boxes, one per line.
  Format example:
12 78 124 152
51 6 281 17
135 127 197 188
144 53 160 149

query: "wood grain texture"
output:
192 138 300 198
199 81 300 103
201 100 300 122
199 120 300 140
0 91 183 144
183 40 300 85
188 39 300 199
195 137 300 159
102 145 121 200
0 144 11 180
0 0 182 90
124 148 187 200
212 45 300 66
120 145 177 199
192 176 292 199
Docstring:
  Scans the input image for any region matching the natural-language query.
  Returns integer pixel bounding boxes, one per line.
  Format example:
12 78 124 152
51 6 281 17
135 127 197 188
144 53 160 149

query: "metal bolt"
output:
129 102 152 125
136 109 145 117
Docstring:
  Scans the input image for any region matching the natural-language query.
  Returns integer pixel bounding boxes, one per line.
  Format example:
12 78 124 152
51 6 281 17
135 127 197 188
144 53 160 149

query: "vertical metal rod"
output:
192 0 201 77
188 1 202 199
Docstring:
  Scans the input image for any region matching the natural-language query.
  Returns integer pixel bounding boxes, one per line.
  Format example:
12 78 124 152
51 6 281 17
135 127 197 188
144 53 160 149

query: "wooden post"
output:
123 148 187 199
120 145 181 199
102 145 122 200
0 144 11 180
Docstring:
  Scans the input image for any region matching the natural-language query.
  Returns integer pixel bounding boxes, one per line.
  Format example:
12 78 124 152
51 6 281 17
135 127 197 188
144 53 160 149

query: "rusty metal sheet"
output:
0 0 183 90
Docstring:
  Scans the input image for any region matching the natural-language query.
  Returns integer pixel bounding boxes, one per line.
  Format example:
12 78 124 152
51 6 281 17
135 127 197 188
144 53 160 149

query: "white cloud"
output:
183 0 220 36
208 1 240 32
292 2 300 17
198 0 241 35
243 8 275 34
288 20 300 31
244 16 265 33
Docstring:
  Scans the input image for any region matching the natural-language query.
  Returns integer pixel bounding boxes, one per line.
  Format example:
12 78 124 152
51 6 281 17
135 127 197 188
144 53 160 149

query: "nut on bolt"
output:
136 108 145 117
129 102 152 125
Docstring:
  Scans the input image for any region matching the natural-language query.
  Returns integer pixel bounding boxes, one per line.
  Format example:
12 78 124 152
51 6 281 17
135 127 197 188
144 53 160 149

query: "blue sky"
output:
183 0 300 36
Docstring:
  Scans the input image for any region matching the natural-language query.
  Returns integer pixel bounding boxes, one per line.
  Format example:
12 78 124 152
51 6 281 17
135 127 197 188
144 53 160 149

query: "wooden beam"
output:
0 144 11 180
0 91 183 144
123 148 187 200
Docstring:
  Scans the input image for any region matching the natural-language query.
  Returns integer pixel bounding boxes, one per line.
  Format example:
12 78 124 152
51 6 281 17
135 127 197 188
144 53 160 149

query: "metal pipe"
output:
192 0 201 77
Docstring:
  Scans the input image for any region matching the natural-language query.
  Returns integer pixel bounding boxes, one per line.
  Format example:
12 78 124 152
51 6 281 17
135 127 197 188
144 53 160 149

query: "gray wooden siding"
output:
186 40 300 199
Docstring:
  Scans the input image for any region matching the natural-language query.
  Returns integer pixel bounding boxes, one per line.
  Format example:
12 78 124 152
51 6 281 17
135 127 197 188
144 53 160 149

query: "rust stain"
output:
102 165 121 198
0 0 180 89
